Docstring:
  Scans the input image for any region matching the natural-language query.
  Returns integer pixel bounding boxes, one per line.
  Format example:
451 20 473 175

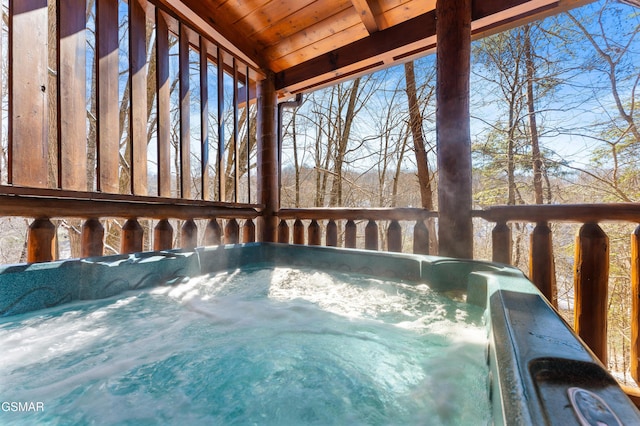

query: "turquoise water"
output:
0 267 490 425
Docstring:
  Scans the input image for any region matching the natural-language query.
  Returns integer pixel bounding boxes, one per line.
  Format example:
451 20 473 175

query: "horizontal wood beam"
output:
0 186 261 220
477 203 640 223
279 207 437 221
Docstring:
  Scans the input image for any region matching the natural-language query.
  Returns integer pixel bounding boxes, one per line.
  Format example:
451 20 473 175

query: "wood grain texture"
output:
129 0 148 196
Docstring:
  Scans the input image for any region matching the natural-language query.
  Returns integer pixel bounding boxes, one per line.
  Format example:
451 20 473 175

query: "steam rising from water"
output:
0 267 490 425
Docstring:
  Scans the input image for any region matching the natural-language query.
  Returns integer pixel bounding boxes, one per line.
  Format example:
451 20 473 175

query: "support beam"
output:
256 72 278 242
351 0 379 33
435 0 473 259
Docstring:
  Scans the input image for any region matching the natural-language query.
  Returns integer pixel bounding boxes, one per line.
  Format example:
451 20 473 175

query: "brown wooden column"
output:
293 219 305 245
326 220 338 247
27 219 56 263
204 219 222 245
345 220 357 248
278 220 290 243
121 219 144 254
81 219 104 257
492 222 511 265
387 220 402 252
308 220 320 245
530 222 557 307
573 223 608 364
413 220 429 255
242 219 256 243
225 219 240 244
154 219 173 250
631 225 640 383
365 220 378 251
436 0 473 259
180 219 198 249
256 72 278 242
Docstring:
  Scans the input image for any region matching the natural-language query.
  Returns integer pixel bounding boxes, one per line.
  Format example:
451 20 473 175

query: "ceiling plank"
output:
351 0 379 33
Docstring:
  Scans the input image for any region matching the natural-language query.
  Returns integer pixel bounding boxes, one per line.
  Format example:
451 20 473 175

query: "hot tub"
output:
0 243 638 425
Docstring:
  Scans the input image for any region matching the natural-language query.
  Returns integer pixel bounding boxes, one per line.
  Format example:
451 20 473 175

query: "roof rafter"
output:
350 0 380 33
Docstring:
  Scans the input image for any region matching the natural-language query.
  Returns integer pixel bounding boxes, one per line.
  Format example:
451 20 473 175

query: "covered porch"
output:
4 0 640 400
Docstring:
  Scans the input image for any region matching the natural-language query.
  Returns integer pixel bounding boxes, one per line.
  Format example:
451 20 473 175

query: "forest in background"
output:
0 0 638 380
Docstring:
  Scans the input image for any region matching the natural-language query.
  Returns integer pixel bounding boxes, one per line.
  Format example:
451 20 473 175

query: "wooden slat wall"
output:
10 0 49 188
96 0 120 193
156 10 172 197
129 0 148 196
58 0 87 191
179 23 191 199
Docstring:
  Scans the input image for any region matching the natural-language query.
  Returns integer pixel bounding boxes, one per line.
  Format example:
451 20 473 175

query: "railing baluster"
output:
180 219 198 249
242 219 255 243
293 219 304 245
529 221 556 307
278 219 289 243
82 218 104 257
631 225 640 384
365 220 378 251
345 220 357 248
574 222 609 364
28 219 56 263
308 220 320 246
413 220 429 255
387 220 402 252
492 221 511 265
121 219 144 254
225 219 240 244
204 219 222 245
326 219 338 247
153 219 173 250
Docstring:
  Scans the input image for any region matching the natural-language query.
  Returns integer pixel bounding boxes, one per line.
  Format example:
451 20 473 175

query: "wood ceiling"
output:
159 0 594 96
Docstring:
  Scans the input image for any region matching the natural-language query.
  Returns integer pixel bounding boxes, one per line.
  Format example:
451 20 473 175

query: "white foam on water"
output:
0 266 491 425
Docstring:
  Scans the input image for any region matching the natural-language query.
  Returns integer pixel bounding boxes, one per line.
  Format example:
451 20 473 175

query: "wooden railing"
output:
477 203 640 386
278 208 436 253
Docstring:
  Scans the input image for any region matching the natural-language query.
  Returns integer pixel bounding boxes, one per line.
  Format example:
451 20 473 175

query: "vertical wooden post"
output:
631 225 640 383
293 219 305 245
242 219 256 243
200 39 210 200
81 218 104 257
155 10 172 197
365 220 378 251
530 222 557 307
326 220 338 247
492 222 512 265
204 219 222 245
387 220 402 252
154 219 173 250
308 220 321 246
27 219 56 263
121 219 144 254
58 0 87 191
256 72 278 242
180 219 198 249
10 1 49 187
96 0 120 193
574 222 609 364
436 0 473 259
278 220 290 243
129 0 148 195
179 23 191 199
225 219 240 244
216 47 226 202
413 220 429 255
345 220 357 248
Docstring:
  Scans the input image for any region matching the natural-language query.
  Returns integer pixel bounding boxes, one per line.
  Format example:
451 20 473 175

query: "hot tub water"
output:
1 266 490 425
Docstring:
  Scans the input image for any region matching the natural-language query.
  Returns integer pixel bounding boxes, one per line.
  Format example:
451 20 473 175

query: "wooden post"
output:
121 219 144 254
225 219 240 244
153 219 173 250
413 220 429 255
278 220 290 243
242 219 256 243
308 220 321 246
81 218 104 257
345 220 357 248
365 220 378 251
530 222 557 307
574 222 608 364
631 225 640 383
387 220 402 252
27 219 56 263
256 72 278 242
492 222 511 265
204 219 222 245
179 24 191 199
293 219 305 245
326 220 338 247
436 0 473 259
155 10 172 197
129 0 148 195
180 219 198 249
